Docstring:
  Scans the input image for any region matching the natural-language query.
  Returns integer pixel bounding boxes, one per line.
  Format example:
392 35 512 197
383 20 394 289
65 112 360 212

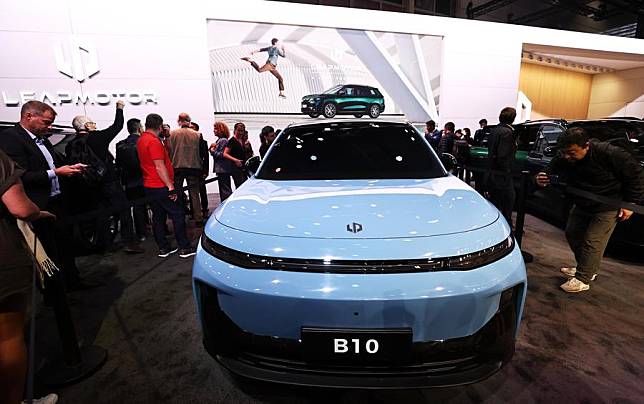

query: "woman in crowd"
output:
259 126 276 159
210 122 234 202
0 149 57 404
223 122 249 188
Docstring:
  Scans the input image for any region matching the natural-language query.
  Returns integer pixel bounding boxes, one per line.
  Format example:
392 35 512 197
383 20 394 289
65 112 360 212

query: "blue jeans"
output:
144 187 191 250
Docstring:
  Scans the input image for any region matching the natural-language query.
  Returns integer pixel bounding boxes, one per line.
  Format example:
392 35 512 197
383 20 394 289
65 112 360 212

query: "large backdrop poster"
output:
207 20 442 122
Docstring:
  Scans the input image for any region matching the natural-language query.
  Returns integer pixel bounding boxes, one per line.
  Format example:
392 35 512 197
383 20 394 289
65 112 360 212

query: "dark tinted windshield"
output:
257 122 445 180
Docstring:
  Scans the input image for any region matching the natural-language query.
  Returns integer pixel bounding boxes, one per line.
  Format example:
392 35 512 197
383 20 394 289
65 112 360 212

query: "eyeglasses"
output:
87 122 96 125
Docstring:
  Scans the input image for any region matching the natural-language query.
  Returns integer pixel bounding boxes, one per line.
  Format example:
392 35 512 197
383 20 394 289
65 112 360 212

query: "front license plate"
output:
301 327 412 364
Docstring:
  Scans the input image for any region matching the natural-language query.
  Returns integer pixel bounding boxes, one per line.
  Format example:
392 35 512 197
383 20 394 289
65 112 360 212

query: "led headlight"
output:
201 234 515 273
446 236 515 270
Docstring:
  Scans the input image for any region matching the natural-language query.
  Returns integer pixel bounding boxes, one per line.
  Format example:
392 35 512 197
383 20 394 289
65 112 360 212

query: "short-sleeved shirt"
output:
227 137 246 162
0 149 33 300
137 131 174 188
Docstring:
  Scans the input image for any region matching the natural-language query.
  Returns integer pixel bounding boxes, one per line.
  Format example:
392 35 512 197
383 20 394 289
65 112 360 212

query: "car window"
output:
323 85 343 94
344 87 355 96
515 125 540 152
533 124 563 155
257 123 445 180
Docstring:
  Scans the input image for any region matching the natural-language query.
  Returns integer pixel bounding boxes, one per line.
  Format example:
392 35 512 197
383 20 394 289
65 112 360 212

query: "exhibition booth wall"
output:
518 62 593 120
588 67 644 119
1 0 642 156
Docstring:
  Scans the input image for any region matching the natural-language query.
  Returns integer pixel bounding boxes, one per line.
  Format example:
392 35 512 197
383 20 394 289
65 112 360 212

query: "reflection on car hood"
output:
213 177 499 239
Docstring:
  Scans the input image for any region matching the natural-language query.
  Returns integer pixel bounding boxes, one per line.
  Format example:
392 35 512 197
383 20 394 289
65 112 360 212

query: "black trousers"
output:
145 187 191 250
217 173 233 202
96 181 135 247
489 184 516 229
31 196 81 286
125 185 149 238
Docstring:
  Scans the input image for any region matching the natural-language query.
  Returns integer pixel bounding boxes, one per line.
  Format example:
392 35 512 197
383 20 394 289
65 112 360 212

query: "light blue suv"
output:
193 121 526 388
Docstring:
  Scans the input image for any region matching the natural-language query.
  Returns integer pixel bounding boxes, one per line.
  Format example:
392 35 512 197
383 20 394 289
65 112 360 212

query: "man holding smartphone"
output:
536 127 644 293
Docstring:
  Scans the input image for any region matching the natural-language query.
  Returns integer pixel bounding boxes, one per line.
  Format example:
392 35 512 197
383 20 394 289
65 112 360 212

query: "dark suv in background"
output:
301 84 385 119
469 118 644 249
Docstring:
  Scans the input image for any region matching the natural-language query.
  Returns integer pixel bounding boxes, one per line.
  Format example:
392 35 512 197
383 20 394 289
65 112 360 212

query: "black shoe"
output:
179 247 196 258
158 247 179 258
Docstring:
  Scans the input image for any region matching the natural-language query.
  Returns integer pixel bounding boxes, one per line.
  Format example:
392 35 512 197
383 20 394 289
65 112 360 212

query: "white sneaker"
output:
560 266 576 277
560 267 597 281
23 393 58 404
560 278 590 293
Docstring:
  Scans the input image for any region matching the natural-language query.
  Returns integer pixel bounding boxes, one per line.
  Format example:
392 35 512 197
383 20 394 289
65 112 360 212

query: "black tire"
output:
308 112 319 118
323 102 337 118
368 104 381 118
353 114 363 118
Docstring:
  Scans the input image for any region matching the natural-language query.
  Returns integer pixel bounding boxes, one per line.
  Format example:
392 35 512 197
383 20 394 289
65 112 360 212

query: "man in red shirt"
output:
137 113 194 258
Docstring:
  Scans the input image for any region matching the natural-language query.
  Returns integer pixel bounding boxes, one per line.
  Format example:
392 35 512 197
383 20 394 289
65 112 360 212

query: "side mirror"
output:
245 156 261 175
440 153 458 173
543 146 558 157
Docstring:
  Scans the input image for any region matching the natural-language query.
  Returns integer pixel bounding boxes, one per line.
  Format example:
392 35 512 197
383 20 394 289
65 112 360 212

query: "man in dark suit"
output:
0 100 86 288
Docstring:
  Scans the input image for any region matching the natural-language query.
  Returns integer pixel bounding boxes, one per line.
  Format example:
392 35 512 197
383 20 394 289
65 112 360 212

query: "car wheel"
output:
323 103 337 118
368 104 381 118
308 112 320 118
353 114 363 118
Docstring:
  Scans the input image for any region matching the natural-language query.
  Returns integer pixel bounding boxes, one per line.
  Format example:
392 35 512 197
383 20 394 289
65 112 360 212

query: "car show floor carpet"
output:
32 199 643 404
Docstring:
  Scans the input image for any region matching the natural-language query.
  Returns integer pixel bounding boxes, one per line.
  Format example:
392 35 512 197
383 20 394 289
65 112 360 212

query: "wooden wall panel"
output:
519 62 593 120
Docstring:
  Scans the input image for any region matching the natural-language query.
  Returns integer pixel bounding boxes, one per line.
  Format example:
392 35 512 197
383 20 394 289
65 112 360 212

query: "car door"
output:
524 124 570 222
337 86 362 112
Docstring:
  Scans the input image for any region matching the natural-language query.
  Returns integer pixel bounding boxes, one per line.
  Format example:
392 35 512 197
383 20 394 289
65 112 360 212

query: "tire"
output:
323 103 337 118
308 112 319 118
353 114 363 118
368 104 381 118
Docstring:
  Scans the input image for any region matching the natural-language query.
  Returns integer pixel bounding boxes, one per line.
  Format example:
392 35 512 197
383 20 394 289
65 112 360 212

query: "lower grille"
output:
195 280 523 386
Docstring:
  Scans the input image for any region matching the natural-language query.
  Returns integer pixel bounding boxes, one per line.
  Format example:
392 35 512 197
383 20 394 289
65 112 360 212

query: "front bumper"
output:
301 100 321 114
195 279 523 388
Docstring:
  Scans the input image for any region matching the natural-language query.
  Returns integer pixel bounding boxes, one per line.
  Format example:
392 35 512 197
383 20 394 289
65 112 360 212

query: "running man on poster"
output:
241 38 286 98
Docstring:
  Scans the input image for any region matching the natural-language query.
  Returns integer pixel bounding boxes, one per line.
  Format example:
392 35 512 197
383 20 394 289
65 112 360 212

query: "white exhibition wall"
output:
1 0 643 145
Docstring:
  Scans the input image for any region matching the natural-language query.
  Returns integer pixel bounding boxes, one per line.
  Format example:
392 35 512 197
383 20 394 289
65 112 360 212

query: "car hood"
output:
301 94 320 101
213 177 499 239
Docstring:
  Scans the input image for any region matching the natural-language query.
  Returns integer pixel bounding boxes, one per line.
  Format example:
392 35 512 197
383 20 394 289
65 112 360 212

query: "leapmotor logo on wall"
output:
1 36 157 107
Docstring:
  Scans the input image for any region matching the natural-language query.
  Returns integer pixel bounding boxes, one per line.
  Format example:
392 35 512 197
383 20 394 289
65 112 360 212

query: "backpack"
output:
65 135 108 188
115 138 142 182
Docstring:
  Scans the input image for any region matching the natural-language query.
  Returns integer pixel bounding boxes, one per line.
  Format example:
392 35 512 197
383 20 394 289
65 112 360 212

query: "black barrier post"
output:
515 170 534 263
37 267 107 387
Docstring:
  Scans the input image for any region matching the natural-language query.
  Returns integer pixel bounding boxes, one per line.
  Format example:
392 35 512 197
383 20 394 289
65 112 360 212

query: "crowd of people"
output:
0 99 642 403
0 100 283 404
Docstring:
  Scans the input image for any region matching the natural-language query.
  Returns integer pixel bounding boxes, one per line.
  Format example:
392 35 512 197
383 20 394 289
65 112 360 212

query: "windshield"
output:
256 122 446 180
323 85 343 94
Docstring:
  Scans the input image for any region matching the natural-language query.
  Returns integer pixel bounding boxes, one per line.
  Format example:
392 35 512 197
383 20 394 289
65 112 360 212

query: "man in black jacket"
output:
536 127 644 293
487 107 517 227
0 100 86 287
69 101 143 253
116 118 148 241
